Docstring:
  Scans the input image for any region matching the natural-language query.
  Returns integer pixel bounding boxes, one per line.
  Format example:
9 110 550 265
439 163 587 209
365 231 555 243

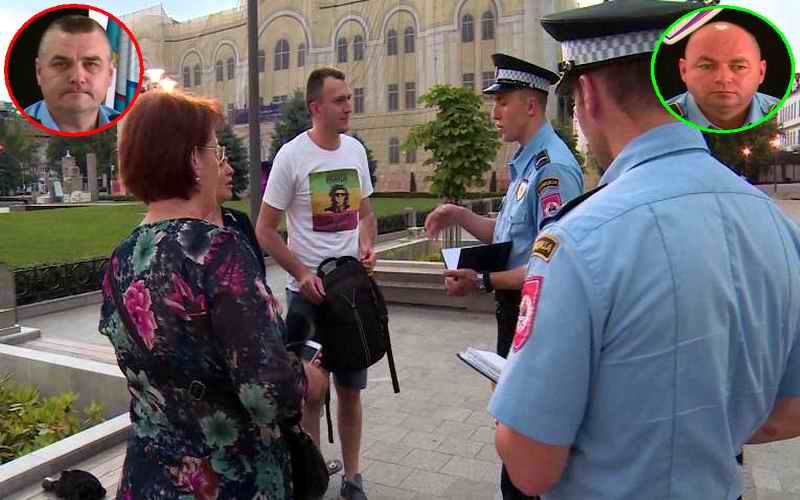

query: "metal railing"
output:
14 258 108 306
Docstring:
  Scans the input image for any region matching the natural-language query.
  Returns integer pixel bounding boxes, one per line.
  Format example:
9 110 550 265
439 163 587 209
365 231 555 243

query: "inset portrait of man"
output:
653 6 793 132
24 15 119 133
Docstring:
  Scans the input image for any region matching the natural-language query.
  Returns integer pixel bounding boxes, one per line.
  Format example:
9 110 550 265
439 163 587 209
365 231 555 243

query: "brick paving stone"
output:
363 423 411 444
436 436 484 458
402 431 446 451
442 477 500 499
430 406 473 422
435 420 480 438
363 440 414 464
362 460 415 488
476 442 502 464
399 469 458 497
440 456 499 483
401 415 444 433
399 448 453 472
469 426 495 444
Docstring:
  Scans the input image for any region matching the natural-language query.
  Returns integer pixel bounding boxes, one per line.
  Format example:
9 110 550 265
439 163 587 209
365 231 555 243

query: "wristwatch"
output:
478 272 494 293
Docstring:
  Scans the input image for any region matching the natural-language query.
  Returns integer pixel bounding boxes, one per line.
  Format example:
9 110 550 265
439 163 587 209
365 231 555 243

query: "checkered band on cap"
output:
562 29 663 66
495 68 551 91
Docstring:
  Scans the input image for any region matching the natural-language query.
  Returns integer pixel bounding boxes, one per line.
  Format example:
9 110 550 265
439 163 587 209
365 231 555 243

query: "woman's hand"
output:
303 359 330 403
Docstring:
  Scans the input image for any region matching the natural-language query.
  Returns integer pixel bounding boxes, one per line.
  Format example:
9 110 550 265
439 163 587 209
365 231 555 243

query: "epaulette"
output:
534 150 550 169
552 183 607 223
669 101 685 118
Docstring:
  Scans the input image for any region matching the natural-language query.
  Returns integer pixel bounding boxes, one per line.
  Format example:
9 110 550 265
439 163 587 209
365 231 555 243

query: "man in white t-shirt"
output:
256 67 376 500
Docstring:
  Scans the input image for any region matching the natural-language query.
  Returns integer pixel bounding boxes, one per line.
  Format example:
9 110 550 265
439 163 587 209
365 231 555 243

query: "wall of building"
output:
124 0 577 192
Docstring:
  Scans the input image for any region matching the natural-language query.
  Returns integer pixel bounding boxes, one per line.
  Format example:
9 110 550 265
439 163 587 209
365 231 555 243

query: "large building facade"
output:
124 0 576 192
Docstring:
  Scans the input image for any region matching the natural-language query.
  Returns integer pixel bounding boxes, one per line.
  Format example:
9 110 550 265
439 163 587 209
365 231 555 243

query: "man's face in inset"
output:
35 28 114 123
679 22 766 126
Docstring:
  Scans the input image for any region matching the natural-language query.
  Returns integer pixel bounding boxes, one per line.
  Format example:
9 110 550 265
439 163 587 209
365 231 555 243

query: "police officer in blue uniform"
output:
489 1 800 499
425 53 583 500
668 90 778 129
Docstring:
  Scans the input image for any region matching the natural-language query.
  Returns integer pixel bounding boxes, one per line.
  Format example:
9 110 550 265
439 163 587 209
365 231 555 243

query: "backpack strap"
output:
369 275 400 394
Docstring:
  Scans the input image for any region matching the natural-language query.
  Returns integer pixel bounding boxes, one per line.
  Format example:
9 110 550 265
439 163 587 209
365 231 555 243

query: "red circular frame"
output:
3 3 145 137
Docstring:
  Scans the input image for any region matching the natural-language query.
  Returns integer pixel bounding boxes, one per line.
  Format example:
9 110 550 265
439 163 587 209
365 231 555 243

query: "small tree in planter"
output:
403 85 500 203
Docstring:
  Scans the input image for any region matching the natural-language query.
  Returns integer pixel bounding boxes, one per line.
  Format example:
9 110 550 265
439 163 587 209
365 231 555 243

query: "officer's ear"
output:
678 58 688 84
757 59 767 84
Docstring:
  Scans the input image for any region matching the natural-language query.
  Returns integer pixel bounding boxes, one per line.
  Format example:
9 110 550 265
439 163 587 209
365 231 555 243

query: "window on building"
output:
406 146 417 164
481 11 495 40
215 60 224 82
405 82 416 109
272 95 288 105
337 37 348 63
227 58 235 79
388 84 399 111
404 27 415 53
482 71 495 91
259 97 264 108
387 29 398 56
354 88 365 114
183 66 190 87
462 73 475 90
353 36 364 61
462 14 474 43
274 39 289 70
193 64 202 86
298 43 306 67
389 137 400 164
227 103 235 120
258 49 265 72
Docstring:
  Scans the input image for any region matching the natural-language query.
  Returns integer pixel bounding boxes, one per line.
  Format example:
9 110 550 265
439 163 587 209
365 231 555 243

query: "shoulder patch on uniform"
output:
531 234 559 262
534 150 550 169
669 101 685 118
512 276 543 352
537 177 559 194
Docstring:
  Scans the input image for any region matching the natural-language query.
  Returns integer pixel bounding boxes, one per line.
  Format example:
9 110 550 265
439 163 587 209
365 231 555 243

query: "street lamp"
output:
770 135 781 195
742 146 751 180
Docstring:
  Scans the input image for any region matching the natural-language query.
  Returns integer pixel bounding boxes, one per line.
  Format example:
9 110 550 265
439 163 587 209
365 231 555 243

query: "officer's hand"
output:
443 269 479 296
360 245 377 274
425 204 460 240
298 271 326 305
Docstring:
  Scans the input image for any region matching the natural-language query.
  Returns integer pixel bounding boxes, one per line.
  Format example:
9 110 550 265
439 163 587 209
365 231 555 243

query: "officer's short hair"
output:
582 55 661 113
510 87 548 114
38 15 111 59
307 67 346 111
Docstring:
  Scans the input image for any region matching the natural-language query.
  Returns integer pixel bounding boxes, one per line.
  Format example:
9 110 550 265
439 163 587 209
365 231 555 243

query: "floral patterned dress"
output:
99 218 305 499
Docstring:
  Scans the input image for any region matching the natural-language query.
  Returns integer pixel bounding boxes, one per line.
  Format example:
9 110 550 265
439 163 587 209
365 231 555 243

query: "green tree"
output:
552 119 585 169
268 89 310 162
351 132 378 187
0 114 39 195
403 85 500 201
703 118 781 180
218 123 248 199
46 126 117 181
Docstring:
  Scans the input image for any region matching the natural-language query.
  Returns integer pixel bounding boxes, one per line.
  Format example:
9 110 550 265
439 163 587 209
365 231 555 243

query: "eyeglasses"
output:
196 143 226 162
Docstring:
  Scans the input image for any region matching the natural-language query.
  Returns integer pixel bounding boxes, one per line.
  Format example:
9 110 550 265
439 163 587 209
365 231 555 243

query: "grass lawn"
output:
0 197 441 268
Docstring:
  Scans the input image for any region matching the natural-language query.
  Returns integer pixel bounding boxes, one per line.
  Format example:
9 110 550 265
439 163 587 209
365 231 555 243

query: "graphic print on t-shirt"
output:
310 168 361 232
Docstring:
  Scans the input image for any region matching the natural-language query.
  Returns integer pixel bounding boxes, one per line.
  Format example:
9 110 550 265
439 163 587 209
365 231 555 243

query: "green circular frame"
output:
650 4 796 135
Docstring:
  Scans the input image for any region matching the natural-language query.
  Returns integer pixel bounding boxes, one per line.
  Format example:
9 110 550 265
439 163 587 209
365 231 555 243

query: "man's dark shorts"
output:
286 289 368 390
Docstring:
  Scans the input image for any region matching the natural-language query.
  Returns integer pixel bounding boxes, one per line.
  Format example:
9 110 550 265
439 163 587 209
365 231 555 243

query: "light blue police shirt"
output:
490 122 800 500
24 100 120 131
492 122 583 269
667 91 779 129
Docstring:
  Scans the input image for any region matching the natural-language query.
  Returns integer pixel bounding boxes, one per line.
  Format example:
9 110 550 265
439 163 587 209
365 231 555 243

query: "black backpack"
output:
316 256 399 393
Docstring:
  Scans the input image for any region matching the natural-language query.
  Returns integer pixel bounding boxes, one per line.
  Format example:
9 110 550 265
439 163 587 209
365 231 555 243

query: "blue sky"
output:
2 1 798 103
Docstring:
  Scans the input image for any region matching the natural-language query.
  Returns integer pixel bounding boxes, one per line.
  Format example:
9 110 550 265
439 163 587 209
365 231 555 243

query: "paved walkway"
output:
11 201 800 499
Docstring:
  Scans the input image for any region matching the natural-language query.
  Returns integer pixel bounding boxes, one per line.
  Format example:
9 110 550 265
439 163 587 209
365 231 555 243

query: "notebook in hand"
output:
441 241 512 273
457 348 507 383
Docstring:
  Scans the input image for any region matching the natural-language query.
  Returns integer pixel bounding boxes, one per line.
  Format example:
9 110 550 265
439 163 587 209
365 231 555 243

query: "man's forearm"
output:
747 398 800 444
454 206 496 244
259 227 309 280
489 265 526 291
359 213 377 248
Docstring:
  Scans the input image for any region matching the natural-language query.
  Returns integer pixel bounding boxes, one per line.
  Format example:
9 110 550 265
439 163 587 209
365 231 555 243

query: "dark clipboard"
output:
440 241 512 273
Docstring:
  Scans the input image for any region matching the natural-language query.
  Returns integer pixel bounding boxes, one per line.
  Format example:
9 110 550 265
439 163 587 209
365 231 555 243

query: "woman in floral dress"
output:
99 90 326 499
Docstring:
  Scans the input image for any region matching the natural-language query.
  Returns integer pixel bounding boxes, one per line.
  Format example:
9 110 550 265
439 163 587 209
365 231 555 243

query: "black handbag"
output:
282 422 330 499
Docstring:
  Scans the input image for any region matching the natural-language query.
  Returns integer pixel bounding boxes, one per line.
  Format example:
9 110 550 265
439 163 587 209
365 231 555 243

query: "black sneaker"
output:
340 473 367 500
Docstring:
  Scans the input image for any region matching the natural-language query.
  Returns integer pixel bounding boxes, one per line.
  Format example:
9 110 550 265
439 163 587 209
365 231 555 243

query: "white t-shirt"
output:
264 131 374 291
